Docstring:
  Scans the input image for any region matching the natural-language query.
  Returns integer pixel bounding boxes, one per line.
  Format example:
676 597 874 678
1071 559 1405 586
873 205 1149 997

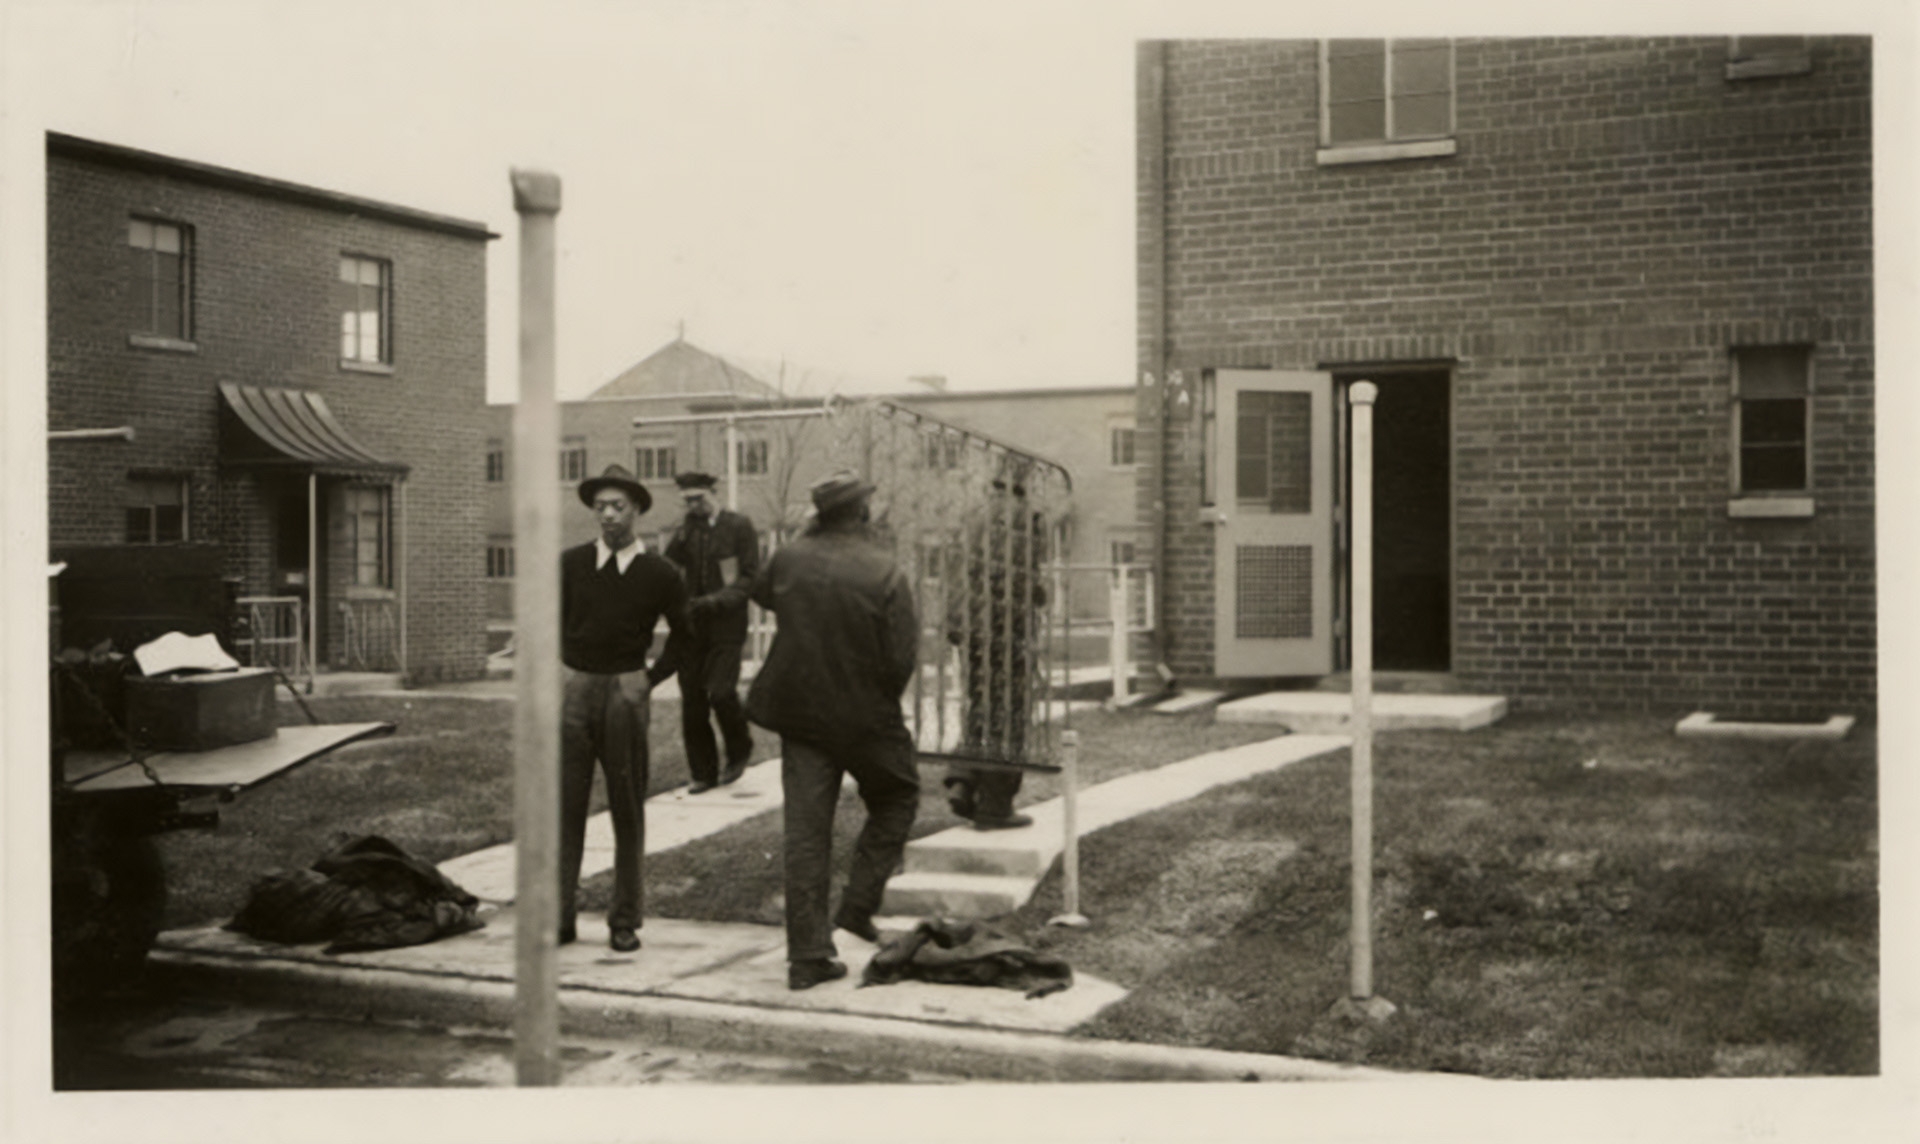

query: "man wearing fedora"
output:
662 471 759 793
559 464 691 952
747 471 920 990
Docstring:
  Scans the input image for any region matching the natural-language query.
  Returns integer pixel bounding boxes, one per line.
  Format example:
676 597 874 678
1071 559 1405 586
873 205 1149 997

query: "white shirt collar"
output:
595 535 645 573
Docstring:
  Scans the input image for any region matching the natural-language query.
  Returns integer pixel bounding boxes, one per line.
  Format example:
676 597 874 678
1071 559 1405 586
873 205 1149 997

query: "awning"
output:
218 383 408 476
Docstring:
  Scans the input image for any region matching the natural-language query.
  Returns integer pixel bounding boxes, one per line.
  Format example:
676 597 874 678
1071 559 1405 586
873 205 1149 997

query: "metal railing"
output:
338 596 399 671
235 595 310 689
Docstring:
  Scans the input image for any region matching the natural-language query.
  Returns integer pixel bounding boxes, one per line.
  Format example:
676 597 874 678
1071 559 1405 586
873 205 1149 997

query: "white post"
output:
1048 728 1089 928
1346 380 1388 1013
1109 567 1130 704
306 472 317 694
724 415 740 512
510 168 564 1087
395 478 407 683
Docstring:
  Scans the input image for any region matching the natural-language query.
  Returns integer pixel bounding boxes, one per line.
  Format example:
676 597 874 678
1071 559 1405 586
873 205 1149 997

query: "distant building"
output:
483 338 1138 624
1136 38 1873 715
47 132 495 684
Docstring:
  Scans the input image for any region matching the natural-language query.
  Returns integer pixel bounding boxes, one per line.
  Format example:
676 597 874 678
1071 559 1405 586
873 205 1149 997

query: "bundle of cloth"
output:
226 835 483 954
859 918 1072 999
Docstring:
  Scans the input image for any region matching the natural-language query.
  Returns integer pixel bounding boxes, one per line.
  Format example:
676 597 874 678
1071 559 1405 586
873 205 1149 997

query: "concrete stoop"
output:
1216 691 1507 733
880 734 1351 922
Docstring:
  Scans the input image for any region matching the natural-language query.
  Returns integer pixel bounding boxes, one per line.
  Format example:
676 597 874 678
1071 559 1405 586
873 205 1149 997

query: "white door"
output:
1213 369 1335 677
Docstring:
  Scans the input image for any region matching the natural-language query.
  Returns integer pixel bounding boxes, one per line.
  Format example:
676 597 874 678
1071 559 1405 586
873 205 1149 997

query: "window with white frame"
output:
1732 345 1812 495
486 539 515 579
127 218 193 341
337 255 392 364
125 475 187 543
559 437 587 482
633 440 677 482
1320 39 1455 157
735 437 770 477
344 485 390 588
920 432 962 470
486 439 506 483
1109 419 1137 467
1110 539 1139 566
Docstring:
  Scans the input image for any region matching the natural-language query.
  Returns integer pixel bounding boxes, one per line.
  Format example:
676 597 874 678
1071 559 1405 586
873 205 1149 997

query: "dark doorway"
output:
1342 371 1450 671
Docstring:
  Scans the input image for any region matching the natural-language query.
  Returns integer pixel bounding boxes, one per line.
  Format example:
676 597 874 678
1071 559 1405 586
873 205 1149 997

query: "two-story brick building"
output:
1137 37 1874 716
47 132 496 684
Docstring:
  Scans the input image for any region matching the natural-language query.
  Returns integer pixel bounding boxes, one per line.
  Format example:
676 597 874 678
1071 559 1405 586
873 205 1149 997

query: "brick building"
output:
47 132 495 684
484 338 1139 625
1136 37 1874 715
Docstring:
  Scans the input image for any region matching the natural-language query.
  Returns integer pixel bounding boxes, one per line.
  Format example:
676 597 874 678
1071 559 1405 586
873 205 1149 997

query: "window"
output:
125 476 187 543
735 437 770 477
127 218 192 340
1727 36 1812 80
486 439 506 483
344 485 390 588
486 540 515 579
1732 345 1812 495
1236 390 1313 512
1109 420 1137 467
1320 39 1456 163
633 441 677 481
559 437 587 482
920 432 962 470
337 255 391 364
1110 539 1138 566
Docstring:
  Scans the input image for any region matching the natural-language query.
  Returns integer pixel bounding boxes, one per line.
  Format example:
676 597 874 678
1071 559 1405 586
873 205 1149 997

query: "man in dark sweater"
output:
746 471 920 991
662 471 759 793
560 464 690 953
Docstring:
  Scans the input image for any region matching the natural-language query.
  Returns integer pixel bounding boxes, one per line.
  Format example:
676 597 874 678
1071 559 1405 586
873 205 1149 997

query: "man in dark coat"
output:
662 471 759 793
559 464 690 952
746 471 920 991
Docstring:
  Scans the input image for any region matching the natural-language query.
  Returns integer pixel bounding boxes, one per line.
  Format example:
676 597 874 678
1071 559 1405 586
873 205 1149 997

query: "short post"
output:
1048 729 1089 928
510 167 564 1085
1109 567 1131 705
1336 380 1395 1022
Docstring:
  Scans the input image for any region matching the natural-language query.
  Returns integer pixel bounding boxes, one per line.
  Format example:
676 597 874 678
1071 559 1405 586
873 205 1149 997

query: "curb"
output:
147 948 1441 1085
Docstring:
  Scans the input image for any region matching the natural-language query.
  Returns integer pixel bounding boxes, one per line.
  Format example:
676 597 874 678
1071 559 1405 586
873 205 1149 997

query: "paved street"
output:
54 981 958 1089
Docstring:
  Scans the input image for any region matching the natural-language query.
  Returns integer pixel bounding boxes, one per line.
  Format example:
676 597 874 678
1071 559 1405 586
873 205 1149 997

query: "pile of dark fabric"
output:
860 918 1072 999
226 835 484 954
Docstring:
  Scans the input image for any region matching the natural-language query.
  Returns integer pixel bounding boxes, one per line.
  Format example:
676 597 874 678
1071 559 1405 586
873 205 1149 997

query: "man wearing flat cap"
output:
662 471 760 793
559 464 691 953
747 471 920 991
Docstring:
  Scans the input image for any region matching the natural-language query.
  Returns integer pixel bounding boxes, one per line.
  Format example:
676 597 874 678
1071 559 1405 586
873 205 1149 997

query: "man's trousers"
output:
779 731 919 962
560 667 650 932
680 636 753 786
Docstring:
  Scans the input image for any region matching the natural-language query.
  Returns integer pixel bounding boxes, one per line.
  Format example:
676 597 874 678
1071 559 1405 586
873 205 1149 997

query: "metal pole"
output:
395 478 407 682
1048 728 1089 927
1109 566 1130 705
1348 381 1378 1001
510 167 563 1087
306 472 317 695
724 415 740 512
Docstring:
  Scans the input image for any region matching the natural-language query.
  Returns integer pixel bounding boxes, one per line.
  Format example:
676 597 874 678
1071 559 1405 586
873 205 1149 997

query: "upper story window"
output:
337 255 392 366
127 218 193 342
345 485 390 588
125 475 187 543
1731 345 1812 500
735 437 770 477
1727 36 1812 80
1109 419 1137 467
559 436 588 482
633 440 677 482
919 432 962 470
486 539 515 579
486 439 506 482
1318 39 1457 166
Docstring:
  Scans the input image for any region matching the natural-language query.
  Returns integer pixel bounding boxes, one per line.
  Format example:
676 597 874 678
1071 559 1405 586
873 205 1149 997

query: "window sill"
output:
344 585 396 600
1316 138 1458 167
128 333 198 354
1726 55 1811 80
339 359 395 375
1728 496 1814 519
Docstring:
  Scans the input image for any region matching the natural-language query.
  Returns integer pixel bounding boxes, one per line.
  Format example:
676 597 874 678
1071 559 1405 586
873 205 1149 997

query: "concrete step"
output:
1216 691 1506 732
1147 688 1226 714
881 871 1039 919
905 833 1051 878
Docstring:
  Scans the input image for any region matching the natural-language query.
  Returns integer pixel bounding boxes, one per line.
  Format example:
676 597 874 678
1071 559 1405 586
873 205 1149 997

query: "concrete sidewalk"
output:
182 684 1465 1084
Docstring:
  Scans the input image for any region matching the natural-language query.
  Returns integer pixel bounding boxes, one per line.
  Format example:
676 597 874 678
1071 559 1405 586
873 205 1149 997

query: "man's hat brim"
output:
579 475 652 513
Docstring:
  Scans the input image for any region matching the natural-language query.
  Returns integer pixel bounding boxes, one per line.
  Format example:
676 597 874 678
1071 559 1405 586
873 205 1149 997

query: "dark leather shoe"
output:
558 925 577 946
787 958 848 991
687 780 717 795
834 909 881 943
971 812 1034 831
609 927 641 953
717 762 746 787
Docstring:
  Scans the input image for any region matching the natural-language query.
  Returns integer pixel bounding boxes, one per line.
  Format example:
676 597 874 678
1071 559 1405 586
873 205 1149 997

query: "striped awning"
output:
218 383 408 475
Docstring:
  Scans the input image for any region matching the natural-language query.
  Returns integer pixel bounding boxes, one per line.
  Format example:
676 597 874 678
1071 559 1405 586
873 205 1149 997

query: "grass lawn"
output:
151 693 1877 1079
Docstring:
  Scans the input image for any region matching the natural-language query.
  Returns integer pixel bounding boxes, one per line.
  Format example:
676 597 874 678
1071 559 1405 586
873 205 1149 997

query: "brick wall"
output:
47 141 492 684
1140 37 1875 714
